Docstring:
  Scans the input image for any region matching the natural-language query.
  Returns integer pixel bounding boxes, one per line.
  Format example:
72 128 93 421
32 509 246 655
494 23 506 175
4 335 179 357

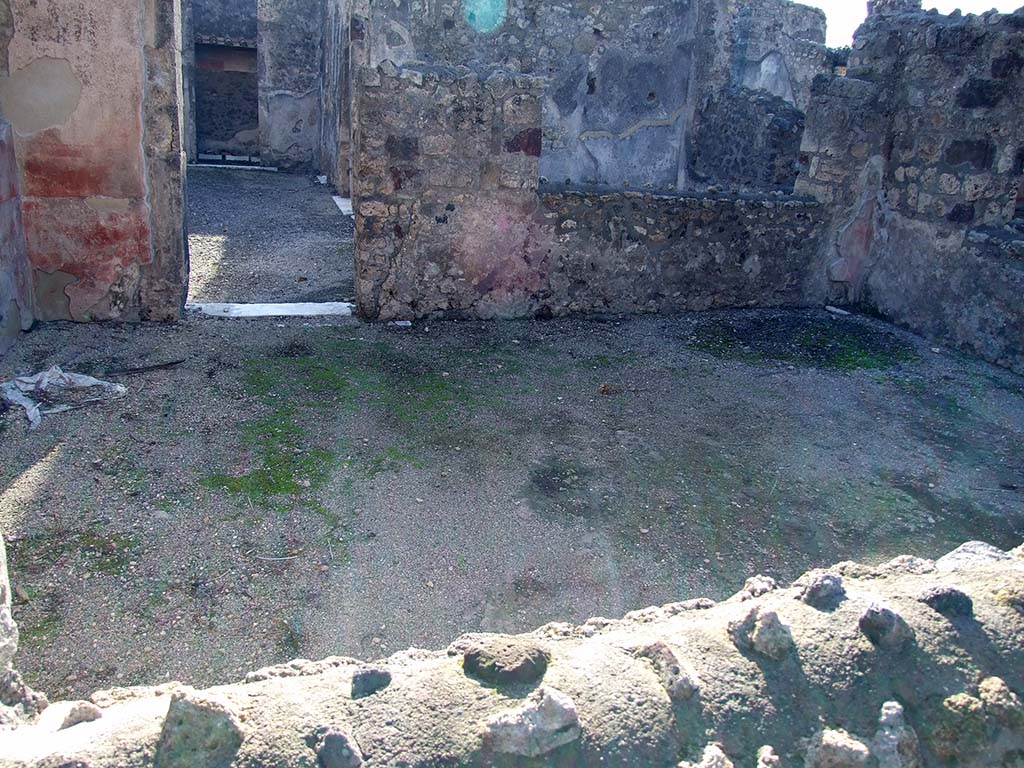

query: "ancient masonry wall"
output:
0 116 33 355
797 6 1024 374
257 0 324 172
357 0 829 195
193 0 257 43
0 0 187 323
352 62 825 320
2 538 1023 766
194 45 260 157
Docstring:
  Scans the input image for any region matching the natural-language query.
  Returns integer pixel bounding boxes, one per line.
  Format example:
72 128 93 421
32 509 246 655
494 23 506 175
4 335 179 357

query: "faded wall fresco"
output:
195 44 260 157
0 0 187 323
257 0 324 171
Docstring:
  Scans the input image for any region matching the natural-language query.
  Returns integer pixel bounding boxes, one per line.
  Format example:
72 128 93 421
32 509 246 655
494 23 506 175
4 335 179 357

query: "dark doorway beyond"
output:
194 43 260 164
186 168 354 304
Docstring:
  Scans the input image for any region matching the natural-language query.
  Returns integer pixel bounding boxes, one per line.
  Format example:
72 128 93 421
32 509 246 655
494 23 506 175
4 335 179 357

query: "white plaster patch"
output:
0 57 83 135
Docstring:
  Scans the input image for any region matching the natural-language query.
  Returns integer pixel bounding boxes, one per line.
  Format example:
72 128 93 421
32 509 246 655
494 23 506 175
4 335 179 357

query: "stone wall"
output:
797 7 1024 373
353 62 824 320
321 0 351 193
0 0 187 323
193 0 257 45
194 44 260 157
356 0 829 195
731 0 828 110
2 539 1022 766
0 116 32 355
257 0 324 172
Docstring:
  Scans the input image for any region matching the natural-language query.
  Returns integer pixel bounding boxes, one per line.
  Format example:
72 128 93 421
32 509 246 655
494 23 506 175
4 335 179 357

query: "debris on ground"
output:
0 366 127 429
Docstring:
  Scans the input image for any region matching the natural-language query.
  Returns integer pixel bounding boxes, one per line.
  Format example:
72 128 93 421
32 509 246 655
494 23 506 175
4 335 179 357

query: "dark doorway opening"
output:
194 42 260 166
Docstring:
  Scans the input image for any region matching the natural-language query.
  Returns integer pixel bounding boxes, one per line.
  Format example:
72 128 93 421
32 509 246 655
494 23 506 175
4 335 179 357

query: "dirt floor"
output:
1 309 1023 701
186 167 355 304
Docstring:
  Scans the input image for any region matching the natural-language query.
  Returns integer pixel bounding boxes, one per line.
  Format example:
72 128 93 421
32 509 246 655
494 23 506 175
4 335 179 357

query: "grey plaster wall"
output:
257 0 324 172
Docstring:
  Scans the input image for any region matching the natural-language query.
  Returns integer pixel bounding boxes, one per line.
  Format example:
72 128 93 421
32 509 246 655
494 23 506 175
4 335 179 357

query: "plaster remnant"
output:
0 56 82 136
85 197 132 213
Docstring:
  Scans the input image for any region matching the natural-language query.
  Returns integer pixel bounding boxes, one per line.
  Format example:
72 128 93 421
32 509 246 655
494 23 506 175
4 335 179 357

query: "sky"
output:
804 0 1023 46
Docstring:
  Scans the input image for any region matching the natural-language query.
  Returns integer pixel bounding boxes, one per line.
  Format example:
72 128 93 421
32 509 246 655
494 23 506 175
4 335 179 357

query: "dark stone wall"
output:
689 88 805 194
796 7 1024 373
352 62 825 320
193 0 257 44
195 44 259 156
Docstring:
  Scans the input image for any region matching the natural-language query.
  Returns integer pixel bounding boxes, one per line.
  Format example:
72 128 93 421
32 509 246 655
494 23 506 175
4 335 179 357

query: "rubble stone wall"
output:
0 0 187 323
2 537 1022 766
355 0 828 194
797 7 1024 374
352 62 824 320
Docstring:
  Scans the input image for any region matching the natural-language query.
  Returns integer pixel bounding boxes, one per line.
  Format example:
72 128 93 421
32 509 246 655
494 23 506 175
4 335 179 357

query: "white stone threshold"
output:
189 302 355 318
332 196 354 215
188 163 279 172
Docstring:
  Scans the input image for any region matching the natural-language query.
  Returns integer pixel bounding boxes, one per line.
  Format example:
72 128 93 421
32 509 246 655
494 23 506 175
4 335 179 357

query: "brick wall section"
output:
353 62 825 320
0 117 32 354
796 8 1024 373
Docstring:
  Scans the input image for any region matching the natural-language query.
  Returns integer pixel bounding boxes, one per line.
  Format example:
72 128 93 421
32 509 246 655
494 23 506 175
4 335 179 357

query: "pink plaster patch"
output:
22 198 150 319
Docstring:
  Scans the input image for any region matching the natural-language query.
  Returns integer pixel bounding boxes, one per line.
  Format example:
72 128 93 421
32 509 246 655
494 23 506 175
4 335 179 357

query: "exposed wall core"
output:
798 3 1024 373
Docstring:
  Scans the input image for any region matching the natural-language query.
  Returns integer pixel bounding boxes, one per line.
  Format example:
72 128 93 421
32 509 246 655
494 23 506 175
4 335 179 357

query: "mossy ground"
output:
1 308 1022 700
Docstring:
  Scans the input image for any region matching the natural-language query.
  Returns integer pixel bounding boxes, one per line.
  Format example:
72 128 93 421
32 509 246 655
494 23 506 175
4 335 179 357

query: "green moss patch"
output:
687 313 917 371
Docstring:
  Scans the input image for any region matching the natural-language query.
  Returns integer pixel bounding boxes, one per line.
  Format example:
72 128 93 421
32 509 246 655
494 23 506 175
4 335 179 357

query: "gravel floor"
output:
186 167 354 304
2 308 1022 701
